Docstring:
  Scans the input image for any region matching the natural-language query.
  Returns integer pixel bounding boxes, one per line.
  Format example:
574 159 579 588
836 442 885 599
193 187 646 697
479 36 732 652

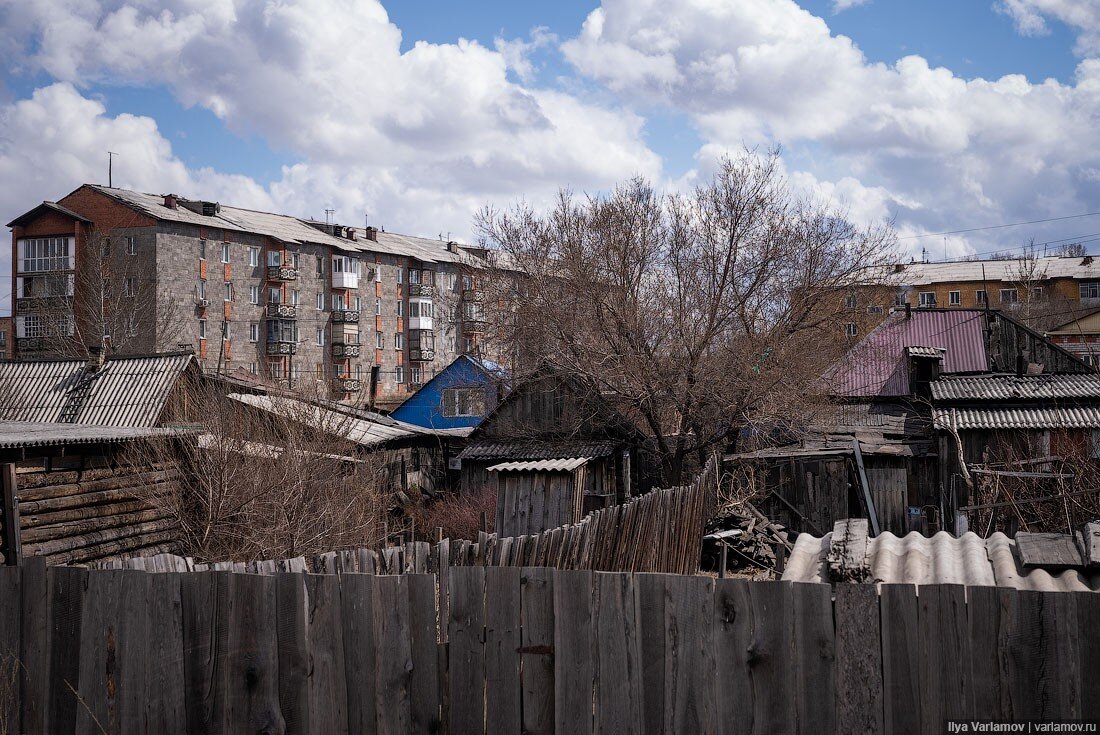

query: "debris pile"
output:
704 500 791 572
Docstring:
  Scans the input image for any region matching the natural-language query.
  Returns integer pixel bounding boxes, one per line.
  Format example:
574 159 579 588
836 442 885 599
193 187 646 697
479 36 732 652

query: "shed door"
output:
867 467 907 534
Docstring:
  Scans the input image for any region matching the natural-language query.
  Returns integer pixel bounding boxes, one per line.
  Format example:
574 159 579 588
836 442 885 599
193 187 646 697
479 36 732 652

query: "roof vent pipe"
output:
364 226 379 242
164 194 178 209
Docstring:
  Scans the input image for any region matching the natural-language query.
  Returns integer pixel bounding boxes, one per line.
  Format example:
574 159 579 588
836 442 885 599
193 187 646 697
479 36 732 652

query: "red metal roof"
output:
822 310 988 397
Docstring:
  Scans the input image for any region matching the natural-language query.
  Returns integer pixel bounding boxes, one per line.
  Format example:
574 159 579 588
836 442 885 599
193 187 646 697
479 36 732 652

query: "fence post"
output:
1 463 21 566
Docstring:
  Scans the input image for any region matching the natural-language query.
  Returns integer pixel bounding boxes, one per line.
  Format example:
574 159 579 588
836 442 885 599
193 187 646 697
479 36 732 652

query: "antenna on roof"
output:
922 246 928 264
325 208 335 227
107 151 118 188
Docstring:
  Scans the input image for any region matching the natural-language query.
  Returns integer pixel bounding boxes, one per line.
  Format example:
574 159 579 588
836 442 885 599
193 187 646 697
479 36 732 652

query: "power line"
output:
899 211 1100 241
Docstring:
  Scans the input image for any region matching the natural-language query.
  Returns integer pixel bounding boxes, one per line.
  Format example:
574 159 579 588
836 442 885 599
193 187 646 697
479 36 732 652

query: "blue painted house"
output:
390 355 509 430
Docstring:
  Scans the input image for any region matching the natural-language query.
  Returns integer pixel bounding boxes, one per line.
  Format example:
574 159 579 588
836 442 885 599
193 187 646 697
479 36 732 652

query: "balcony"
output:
409 348 435 362
462 288 484 302
334 378 362 393
463 319 488 334
267 265 299 281
408 283 435 297
331 309 360 324
332 270 359 290
16 337 45 352
266 341 297 355
332 342 361 358
408 316 433 330
266 303 297 319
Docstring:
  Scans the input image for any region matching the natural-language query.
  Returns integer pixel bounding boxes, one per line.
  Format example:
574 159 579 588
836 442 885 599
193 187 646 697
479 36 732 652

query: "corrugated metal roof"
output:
0 354 193 427
883 255 1100 285
487 457 592 472
782 530 1100 592
0 420 187 448
933 406 1100 430
931 373 1100 401
457 440 619 461
821 310 988 397
907 345 945 358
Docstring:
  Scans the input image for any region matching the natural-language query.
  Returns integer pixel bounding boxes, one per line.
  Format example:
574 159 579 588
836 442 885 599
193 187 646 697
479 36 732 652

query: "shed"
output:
390 355 509 430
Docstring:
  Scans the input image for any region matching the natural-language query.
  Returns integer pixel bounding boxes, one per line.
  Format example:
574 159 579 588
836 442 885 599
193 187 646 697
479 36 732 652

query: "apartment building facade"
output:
7 185 494 409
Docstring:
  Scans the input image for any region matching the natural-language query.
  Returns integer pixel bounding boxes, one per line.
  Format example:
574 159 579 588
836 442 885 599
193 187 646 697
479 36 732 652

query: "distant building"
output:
7 185 504 409
0 316 9 360
1045 307 1100 368
390 355 509 431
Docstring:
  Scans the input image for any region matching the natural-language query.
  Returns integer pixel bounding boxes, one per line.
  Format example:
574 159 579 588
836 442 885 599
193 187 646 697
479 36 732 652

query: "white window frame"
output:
124 277 136 298
223 282 233 301
316 328 326 347
395 366 404 384
1000 288 1019 303
126 236 137 255
248 247 259 267
918 291 936 307
221 243 231 263
395 332 405 350
249 322 259 343
199 319 207 339
316 293 324 310
949 291 961 305
249 285 260 305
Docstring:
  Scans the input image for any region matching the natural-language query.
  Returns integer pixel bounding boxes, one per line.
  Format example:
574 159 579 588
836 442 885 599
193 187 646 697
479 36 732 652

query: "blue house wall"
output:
390 356 508 430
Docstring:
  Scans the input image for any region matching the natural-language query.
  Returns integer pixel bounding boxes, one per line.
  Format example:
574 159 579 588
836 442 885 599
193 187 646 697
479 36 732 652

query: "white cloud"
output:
562 0 1100 257
833 0 871 12
996 0 1100 54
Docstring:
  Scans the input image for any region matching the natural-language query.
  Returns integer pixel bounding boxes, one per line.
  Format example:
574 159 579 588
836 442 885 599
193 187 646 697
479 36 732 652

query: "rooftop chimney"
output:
164 194 178 210
87 342 106 372
364 226 379 242
447 241 459 253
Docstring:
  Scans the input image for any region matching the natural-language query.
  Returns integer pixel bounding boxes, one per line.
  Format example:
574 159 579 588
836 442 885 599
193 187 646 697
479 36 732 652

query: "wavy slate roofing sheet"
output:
931 373 1100 401
822 310 988 397
0 359 85 422
0 421 187 448
458 440 618 462
782 530 1100 592
487 457 593 473
933 406 1100 430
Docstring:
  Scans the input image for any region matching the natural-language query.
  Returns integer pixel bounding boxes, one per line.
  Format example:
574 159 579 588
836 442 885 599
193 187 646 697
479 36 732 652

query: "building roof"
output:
931 373 1100 402
84 185 478 264
821 310 989 397
6 201 93 228
458 439 619 462
783 529 1100 592
882 255 1100 285
933 406 1100 431
1046 306 1100 335
487 457 593 473
0 420 188 449
0 353 194 427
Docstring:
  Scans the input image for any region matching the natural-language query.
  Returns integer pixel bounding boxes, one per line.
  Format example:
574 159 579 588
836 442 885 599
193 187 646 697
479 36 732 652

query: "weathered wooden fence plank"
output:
635 573 666 735
74 568 122 735
340 573 377 735
917 585 970 735
182 571 230 735
520 566 555 735
117 571 152 735
714 578 753 735
880 583 921 735
0 565 20 735
146 571 186 734
486 566 522 734
594 571 642 735
1001 588 1080 721
664 574 717 734
276 572 313 734
374 575 413 735
225 573 282 735
448 566 486 735
792 582 835 734
305 573 349 735
747 581 794 735
834 583 882 735
1076 591 1100 722
47 566 86 735
967 585 1007 719
407 573 441 734
554 569 594 735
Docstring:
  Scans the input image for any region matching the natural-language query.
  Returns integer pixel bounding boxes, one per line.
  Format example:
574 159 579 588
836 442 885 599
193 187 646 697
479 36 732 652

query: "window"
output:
316 328 326 346
332 255 356 273
354 295 362 311
124 278 136 297
223 282 233 301
20 273 73 298
845 322 858 338
268 360 285 379
248 362 258 374
395 332 405 350
1081 281 1100 299
867 305 883 315
221 243 231 263
268 250 282 267
332 293 347 310
446 273 457 291
949 291 961 305
1000 288 1019 303
249 322 259 343
19 237 73 272
222 322 231 341
410 366 421 385
462 274 474 291
844 294 857 309
397 301 404 317
126 236 136 255
334 362 348 378
268 287 282 305
291 289 300 307
248 247 259 267
366 265 379 282
249 285 260 305
376 331 384 349
291 364 301 382
918 291 936 307
291 252 300 269
317 255 324 276
396 267 404 284
316 293 324 310
395 366 405 384
1032 286 1044 301
375 298 382 315
976 290 987 304
199 319 207 339
267 319 296 343
0 331 6 348
199 240 207 260
442 388 487 417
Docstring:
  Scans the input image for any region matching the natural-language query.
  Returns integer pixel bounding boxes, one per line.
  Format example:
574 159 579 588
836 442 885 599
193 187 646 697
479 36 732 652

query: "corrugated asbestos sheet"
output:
0 354 192 427
487 457 593 473
782 530 1100 592
458 440 618 462
0 421 186 448
931 373 1100 401
933 406 1100 430
821 310 988 398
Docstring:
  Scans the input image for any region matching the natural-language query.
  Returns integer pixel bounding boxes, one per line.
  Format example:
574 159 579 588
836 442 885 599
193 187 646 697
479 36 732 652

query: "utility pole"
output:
108 151 118 188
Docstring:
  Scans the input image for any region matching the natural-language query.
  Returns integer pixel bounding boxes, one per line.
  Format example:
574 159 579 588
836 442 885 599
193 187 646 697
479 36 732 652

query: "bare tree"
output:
475 149 897 484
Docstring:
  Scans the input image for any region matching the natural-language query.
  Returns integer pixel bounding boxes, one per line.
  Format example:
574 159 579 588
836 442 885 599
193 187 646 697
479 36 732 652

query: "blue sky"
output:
2 0 1100 286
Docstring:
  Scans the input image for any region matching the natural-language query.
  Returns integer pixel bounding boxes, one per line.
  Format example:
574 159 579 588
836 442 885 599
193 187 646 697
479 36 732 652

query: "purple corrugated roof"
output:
822 310 988 397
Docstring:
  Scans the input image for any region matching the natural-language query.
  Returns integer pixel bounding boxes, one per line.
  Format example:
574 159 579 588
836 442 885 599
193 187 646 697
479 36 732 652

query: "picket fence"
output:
1 561 1098 735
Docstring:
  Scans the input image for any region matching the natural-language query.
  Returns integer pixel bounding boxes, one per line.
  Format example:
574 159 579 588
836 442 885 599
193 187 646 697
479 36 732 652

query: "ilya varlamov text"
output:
947 723 1098 733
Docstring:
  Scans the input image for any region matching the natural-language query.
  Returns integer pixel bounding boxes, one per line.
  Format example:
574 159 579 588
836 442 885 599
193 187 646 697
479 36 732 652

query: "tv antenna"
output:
107 151 118 188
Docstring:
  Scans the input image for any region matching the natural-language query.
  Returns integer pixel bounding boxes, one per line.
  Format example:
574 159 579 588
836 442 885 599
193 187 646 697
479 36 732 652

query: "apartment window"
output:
334 362 348 378
268 287 282 304
396 267 404 284
291 252 300 269
976 289 988 304
354 295 362 311
1081 281 1100 299
199 240 207 260
410 366 421 385
0 331 6 348
446 273 457 291
249 285 260 305
376 331 384 349
126 236 137 255
395 332 405 350
395 366 405 384
199 319 207 339
291 364 301 382
893 293 906 307
366 265 378 281
223 282 233 301
845 323 858 338
19 236 73 272
918 291 936 307
375 298 382 315
268 360 285 379
949 291 961 305
867 305 884 315
1032 286 1044 301
20 273 73 298
248 247 259 267
316 293 324 310
291 289 300 307
332 255 356 273
248 362 258 374
221 243 231 263
844 294 857 309
442 388 486 417
1000 288 1019 303
124 278 136 297
316 328 326 347
267 319 296 343
223 322 231 341
316 255 324 276
464 337 475 353
249 322 259 343
268 250 282 267
396 301 404 317
332 293 347 310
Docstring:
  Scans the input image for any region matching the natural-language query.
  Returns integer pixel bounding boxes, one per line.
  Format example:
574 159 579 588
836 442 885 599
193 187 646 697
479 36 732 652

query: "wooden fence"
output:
0 458 179 567
1 562 1097 735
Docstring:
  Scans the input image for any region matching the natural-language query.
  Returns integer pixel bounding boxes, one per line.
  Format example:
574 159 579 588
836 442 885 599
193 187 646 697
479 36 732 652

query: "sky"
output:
3 0 1100 298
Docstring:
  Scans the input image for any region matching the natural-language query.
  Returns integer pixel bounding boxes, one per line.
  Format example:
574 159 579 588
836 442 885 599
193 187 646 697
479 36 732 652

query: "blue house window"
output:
442 387 486 417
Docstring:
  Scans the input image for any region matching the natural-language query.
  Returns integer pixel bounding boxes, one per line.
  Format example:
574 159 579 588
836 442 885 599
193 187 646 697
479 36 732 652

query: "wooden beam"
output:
960 487 1100 511
1015 532 1083 569
851 440 880 536
1 463 22 566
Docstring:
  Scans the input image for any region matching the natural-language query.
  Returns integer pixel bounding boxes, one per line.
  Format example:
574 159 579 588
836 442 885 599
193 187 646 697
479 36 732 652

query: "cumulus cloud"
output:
996 0 1100 54
833 0 871 12
562 0 1100 256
